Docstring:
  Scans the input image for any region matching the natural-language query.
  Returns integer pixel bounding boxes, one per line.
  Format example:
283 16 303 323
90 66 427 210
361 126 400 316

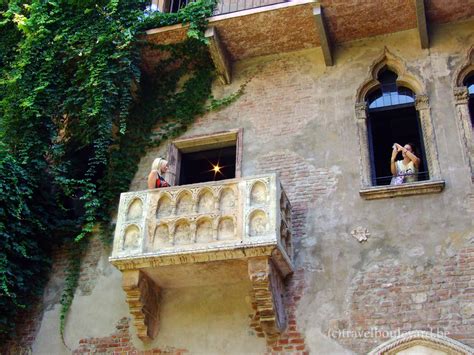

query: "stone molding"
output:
359 180 445 200
355 48 424 103
453 46 474 88
354 48 443 189
368 330 474 355
110 174 294 343
452 47 474 181
454 86 469 105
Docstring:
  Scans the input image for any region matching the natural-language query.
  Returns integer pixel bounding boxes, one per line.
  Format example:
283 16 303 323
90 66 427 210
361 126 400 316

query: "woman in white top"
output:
390 143 420 185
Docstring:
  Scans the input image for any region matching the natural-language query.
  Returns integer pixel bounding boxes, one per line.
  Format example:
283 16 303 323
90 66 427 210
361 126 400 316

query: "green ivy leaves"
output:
0 0 218 344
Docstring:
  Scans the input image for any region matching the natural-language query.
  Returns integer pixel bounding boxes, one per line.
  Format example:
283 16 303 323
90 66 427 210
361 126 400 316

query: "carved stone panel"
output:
156 195 173 218
123 225 141 252
250 181 267 205
249 210 269 237
152 223 170 249
219 187 236 212
217 216 235 240
176 192 193 215
174 220 192 244
127 198 143 220
198 190 215 214
196 218 214 243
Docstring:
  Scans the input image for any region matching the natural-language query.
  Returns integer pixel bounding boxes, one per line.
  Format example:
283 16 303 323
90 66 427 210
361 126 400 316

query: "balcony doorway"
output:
167 129 243 186
179 146 236 185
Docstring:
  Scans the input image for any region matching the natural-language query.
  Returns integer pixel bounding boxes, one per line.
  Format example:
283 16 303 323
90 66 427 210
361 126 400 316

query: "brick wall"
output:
73 317 188 355
2 245 70 354
328 246 474 354
2 237 105 354
77 237 106 295
266 269 309 355
255 150 338 249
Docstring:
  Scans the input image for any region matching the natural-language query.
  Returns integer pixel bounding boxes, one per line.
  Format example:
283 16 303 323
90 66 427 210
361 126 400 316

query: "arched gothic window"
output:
366 68 428 186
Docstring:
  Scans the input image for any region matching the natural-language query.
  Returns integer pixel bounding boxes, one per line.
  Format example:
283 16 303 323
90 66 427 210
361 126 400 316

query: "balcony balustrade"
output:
110 173 293 343
154 0 287 16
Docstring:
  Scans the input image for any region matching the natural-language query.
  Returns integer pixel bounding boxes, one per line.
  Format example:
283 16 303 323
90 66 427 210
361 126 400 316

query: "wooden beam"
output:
205 26 232 85
313 4 333 66
415 0 429 49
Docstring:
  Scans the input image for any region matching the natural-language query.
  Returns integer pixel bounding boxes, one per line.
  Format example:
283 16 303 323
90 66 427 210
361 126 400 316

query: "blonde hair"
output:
151 158 168 174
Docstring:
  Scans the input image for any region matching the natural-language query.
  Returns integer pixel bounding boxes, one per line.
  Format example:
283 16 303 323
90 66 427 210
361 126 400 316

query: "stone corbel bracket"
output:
122 270 160 342
205 26 232 84
313 4 333 66
415 0 429 49
248 257 287 345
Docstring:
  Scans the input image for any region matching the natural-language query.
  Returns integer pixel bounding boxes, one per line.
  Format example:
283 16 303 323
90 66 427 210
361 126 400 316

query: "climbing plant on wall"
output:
0 0 221 343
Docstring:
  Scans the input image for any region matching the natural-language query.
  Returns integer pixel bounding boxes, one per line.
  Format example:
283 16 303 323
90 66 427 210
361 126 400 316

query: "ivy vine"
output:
0 0 234 345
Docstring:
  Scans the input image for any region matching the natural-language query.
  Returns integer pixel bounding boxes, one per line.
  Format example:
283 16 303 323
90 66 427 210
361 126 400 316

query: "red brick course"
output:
73 317 188 355
1 245 71 354
328 247 474 354
2 237 105 354
266 269 309 355
77 237 105 295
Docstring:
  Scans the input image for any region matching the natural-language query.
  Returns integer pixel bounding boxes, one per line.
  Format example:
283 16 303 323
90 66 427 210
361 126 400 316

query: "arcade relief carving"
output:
127 198 143 220
123 225 141 251
249 209 269 237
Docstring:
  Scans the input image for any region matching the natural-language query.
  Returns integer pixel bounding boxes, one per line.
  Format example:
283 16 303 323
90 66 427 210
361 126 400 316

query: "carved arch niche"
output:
453 46 474 181
126 198 143 221
368 330 474 355
355 48 443 197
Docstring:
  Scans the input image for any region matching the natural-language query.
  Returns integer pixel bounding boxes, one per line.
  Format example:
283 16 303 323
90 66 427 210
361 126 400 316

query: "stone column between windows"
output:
355 102 371 187
454 86 473 179
415 95 442 180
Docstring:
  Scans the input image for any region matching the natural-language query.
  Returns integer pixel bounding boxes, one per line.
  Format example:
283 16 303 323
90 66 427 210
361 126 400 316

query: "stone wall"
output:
11 20 474 354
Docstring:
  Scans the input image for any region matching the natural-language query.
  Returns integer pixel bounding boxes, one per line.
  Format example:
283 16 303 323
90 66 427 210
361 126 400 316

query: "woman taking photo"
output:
390 143 420 185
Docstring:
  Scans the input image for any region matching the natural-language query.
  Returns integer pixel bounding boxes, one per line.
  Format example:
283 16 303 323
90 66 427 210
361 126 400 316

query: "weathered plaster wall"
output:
26 19 474 354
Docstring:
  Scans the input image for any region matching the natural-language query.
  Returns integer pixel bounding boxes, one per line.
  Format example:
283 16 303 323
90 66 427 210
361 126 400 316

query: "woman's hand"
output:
394 143 404 152
390 144 399 175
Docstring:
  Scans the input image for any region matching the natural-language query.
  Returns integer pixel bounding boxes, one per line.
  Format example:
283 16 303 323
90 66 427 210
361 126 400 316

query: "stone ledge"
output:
359 180 445 200
110 242 293 277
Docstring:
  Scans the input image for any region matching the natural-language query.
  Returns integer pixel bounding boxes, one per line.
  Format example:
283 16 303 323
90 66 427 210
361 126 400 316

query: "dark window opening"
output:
464 73 474 126
179 146 236 185
367 68 428 186
166 0 190 13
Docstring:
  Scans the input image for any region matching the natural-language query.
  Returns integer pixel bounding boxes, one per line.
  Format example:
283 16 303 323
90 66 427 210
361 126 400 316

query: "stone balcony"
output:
110 173 294 344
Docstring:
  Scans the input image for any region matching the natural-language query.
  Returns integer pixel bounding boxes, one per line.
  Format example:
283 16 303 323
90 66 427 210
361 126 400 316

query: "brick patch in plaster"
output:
73 317 188 354
328 247 474 354
2 237 105 353
1 244 71 354
78 237 104 295
193 55 318 138
265 269 309 354
256 151 337 205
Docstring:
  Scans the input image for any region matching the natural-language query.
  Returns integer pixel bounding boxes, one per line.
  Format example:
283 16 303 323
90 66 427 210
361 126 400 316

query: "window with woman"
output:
366 68 429 186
